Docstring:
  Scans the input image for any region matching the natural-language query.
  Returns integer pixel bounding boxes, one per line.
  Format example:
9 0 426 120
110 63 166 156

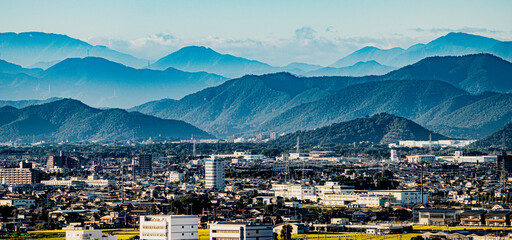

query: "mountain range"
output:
305 61 397 77
0 32 147 68
0 99 212 143
381 54 512 94
275 113 448 147
0 57 226 108
330 32 512 68
0 97 61 109
257 79 467 134
132 54 512 138
131 72 364 136
2 31 511 80
151 46 277 78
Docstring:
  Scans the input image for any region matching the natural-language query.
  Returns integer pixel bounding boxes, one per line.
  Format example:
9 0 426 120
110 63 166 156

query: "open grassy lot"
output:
24 228 139 240
289 233 421 240
413 226 512 231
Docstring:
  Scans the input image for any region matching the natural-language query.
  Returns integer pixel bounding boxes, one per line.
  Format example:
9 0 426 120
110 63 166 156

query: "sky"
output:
1 0 512 66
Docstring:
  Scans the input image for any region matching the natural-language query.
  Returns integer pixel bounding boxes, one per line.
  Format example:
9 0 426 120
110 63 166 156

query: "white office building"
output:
210 222 273 240
66 230 117 240
139 215 198 240
205 157 225 191
370 190 428 205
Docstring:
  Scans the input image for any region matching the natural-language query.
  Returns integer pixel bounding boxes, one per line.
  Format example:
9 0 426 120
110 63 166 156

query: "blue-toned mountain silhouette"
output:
0 99 213 143
0 32 146 68
331 32 512 68
0 57 226 108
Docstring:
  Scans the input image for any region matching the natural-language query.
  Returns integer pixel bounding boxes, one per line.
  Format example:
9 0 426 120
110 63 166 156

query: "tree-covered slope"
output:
0 99 213 142
130 72 367 136
417 93 512 138
472 121 512 149
257 80 468 134
381 54 512 93
276 113 448 146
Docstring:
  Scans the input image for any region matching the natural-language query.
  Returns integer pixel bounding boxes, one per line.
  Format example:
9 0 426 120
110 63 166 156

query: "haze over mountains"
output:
2 31 512 143
331 32 512 68
0 57 225 108
0 32 147 68
133 54 512 139
0 97 62 109
3 31 511 80
0 99 212 143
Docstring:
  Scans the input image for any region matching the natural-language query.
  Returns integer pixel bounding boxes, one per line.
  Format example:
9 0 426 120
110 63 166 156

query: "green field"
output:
25 228 139 240
24 226 511 240
289 233 421 240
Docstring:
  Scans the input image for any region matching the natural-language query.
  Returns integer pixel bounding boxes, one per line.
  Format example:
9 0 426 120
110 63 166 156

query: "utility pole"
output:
420 162 424 205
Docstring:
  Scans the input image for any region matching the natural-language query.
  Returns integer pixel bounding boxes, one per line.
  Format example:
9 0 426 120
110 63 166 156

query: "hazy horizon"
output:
1 0 512 66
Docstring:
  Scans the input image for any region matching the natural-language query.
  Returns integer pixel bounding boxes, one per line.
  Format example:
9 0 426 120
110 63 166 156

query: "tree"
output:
280 224 292 240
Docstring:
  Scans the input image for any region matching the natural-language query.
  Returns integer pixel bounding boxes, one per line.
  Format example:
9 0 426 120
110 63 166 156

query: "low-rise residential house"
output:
460 210 486 226
485 211 512 227
418 209 459 225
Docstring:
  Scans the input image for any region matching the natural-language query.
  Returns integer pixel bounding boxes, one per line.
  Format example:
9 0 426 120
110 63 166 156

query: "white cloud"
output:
86 27 446 66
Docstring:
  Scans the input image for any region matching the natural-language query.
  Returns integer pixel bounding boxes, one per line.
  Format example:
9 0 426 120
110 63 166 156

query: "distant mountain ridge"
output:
0 99 212 143
0 57 226 108
381 54 512 93
151 46 277 78
331 32 512 68
276 113 449 146
0 97 62 109
306 60 397 77
0 32 146 68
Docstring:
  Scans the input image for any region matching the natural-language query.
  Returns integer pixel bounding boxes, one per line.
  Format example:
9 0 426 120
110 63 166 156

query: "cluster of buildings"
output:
0 147 511 239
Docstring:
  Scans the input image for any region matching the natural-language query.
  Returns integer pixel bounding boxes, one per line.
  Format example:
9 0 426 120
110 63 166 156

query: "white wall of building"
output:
140 215 198 240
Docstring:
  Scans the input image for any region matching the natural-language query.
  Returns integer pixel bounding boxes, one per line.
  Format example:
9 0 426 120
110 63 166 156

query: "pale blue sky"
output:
1 0 511 65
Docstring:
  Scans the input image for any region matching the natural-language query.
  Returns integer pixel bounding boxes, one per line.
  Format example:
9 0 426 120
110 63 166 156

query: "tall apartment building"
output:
139 215 198 240
205 156 225 191
497 152 512 174
47 152 80 169
0 162 39 186
139 154 153 175
210 222 273 240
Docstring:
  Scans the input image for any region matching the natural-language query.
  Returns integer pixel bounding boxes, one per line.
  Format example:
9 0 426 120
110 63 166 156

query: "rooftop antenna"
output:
420 161 424 205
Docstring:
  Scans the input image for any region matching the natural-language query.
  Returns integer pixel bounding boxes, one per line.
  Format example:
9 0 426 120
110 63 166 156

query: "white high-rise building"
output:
205 156 225 191
139 215 198 240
